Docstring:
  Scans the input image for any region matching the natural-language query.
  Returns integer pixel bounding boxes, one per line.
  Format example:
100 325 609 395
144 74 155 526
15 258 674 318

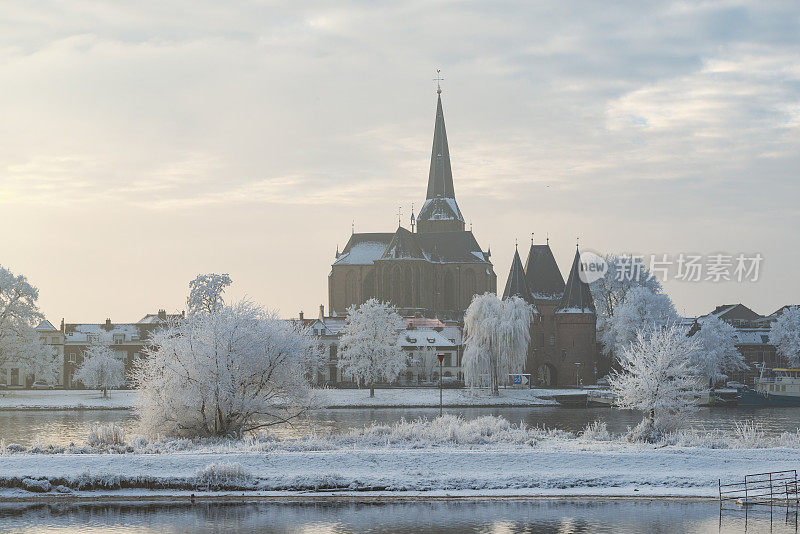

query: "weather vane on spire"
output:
434 68 444 94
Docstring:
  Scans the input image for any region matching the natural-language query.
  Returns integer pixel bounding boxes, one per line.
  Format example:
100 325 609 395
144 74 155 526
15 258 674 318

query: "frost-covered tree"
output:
601 286 678 356
74 344 126 397
771 306 800 366
690 315 746 386
135 301 320 438
187 273 232 315
462 293 533 396
0 266 53 379
590 255 662 357
23 338 61 385
609 323 703 441
337 299 406 397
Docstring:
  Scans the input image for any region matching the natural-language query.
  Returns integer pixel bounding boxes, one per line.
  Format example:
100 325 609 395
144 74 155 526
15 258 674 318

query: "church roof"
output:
381 227 426 260
417 196 463 223
427 94 455 199
333 233 394 265
502 247 534 304
558 247 596 314
416 231 490 264
524 243 565 300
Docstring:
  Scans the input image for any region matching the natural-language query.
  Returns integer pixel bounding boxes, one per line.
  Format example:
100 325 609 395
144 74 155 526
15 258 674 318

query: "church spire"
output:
426 93 455 200
417 80 465 234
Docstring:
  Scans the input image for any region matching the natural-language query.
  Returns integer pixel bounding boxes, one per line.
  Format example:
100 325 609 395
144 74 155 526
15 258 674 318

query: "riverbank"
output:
3 415 800 500
0 388 564 411
2 446 799 500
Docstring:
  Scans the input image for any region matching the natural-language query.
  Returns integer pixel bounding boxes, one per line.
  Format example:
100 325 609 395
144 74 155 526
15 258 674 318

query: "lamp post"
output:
437 353 445 417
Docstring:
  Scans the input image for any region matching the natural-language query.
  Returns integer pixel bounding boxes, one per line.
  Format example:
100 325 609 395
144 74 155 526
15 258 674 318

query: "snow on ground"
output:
0 390 137 410
0 388 565 410
2 416 800 499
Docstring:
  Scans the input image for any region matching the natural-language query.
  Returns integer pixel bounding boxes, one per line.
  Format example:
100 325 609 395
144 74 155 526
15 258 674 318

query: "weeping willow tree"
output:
463 293 533 396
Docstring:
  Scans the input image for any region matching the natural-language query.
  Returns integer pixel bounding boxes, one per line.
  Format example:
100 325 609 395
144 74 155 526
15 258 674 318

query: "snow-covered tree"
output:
590 255 662 356
0 266 54 380
609 323 703 441
771 306 800 366
187 273 232 315
690 315 746 386
337 299 406 397
462 293 533 395
74 344 126 397
23 338 61 385
601 286 678 356
135 301 320 438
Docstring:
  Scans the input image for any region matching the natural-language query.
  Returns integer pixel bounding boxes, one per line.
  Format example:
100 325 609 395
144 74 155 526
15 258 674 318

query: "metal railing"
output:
719 470 799 506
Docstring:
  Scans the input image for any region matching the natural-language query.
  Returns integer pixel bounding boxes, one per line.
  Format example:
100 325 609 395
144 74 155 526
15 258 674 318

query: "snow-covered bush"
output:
601 286 678 357
337 299 407 397
689 315 746 386
462 293 533 395
135 300 321 438
196 462 252 486
610 323 703 442
87 423 127 447
733 420 768 448
581 421 611 441
187 273 232 316
771 306 800 366
74 345 126 396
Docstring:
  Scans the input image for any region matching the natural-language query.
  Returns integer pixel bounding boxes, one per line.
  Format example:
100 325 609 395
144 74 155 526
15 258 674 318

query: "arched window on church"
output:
464 268 476 304
443 270 455 310
392 265 403 305
345 271 358 308
362 270 375 301
402 265 412 308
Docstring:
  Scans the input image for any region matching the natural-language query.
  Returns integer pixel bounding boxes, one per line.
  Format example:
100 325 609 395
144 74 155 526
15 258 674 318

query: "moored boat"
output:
736 367 800 407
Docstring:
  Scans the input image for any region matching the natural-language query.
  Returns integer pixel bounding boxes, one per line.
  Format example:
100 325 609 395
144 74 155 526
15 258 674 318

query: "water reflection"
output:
3 406 800 446
0 500 798 533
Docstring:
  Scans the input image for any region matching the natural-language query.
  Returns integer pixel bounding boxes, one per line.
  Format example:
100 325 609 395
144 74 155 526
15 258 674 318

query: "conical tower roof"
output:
503 247 535 305
524 243 565 300
417 93 465 233
427 94 455 199
558 247 596 313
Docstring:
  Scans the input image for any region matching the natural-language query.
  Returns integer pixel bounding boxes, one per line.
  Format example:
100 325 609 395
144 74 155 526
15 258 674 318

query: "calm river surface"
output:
1 500 798 533
3 405 800 446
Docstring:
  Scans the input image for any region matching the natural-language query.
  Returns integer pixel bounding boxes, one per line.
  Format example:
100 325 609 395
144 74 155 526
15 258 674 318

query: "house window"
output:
68 352 77 363
561 348 567 361
51 336 59 344
10 368 19 386
113 334 125 344
549 334 555 347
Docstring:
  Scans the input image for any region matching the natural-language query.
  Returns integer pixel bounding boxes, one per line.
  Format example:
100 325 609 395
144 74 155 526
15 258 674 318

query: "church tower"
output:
415 93 466 234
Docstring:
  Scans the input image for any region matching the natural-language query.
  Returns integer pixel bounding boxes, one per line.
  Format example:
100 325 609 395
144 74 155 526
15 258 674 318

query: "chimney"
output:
157 309 167 321
60 318 65 333
103 318 112 331
299 311 304 321
319 305 325 320
181 310 186 319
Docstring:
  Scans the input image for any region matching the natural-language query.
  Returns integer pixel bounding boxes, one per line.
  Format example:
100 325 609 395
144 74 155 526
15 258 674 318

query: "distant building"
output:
327 90 496 321
0 319 64 388
690 303 798 386
299 306 462 387
501 243 598 386
63 309 183 388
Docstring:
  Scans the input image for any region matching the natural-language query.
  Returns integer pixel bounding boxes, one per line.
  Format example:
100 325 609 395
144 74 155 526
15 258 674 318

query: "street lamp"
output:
437 353 445 417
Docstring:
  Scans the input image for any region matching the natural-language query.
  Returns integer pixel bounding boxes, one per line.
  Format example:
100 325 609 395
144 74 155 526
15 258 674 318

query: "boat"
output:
736 367 800 407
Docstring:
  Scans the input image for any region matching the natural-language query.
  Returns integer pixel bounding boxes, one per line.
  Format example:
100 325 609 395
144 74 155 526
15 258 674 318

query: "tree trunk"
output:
102 388 107 398
369 383 375 397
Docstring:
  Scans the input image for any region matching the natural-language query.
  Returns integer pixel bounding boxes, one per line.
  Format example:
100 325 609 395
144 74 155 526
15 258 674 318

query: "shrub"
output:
87 424 127 447
581 421 611 441
196 462 253 486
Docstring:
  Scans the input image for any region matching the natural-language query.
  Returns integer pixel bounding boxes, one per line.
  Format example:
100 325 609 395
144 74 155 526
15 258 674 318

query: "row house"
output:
298 306 462 387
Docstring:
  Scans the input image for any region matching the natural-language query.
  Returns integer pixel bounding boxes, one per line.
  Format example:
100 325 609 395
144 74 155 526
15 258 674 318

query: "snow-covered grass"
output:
2 415 800 498
0 387 565 410
0 390 136 410
86 424 126 447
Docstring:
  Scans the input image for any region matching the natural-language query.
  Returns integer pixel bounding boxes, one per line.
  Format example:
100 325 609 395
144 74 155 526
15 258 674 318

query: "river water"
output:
3 405 800 446
1 500 798 533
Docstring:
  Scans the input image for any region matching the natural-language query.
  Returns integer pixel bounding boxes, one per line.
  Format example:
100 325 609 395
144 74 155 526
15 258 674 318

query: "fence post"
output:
770 472 774 503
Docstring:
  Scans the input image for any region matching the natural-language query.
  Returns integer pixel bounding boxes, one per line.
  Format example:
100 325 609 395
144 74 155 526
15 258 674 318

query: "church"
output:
328 89 496 321
327 88 598 386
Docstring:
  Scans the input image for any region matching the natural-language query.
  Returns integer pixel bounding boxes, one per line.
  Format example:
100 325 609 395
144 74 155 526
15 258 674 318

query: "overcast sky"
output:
1 0 798 322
